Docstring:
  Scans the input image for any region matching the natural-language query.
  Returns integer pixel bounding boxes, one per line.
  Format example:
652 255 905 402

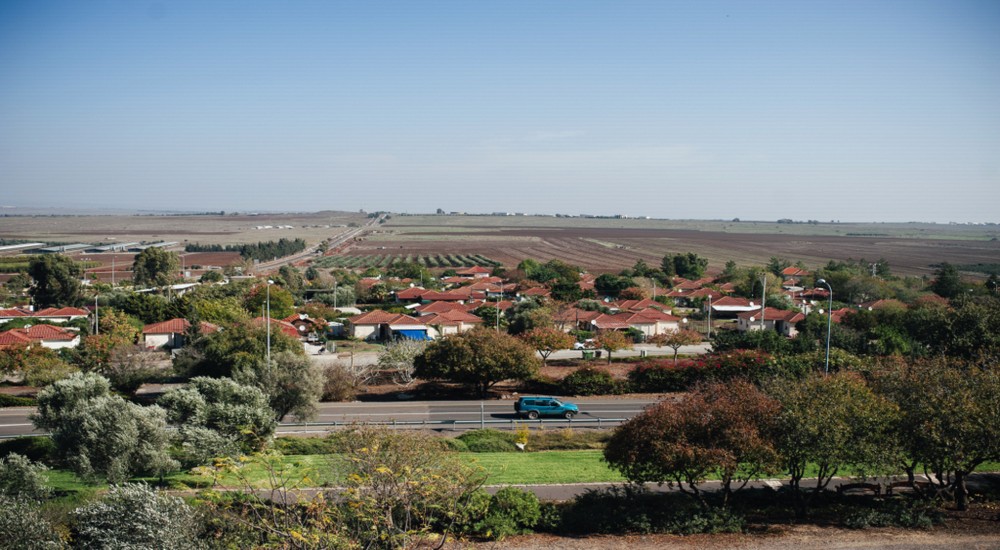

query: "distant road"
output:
0 397 663 439
255 214 384 274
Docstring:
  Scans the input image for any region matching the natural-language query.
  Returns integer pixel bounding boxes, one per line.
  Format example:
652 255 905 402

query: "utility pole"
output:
706 294 712 339
760 275 767 331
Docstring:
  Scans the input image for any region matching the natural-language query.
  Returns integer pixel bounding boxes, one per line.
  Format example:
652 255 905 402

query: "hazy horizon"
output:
2 1 998 223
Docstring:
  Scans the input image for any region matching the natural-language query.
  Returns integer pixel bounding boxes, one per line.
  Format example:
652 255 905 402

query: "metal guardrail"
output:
277 417 629 431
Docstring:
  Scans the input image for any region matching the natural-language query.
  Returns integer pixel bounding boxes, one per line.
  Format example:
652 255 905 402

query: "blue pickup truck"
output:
514 396 579 419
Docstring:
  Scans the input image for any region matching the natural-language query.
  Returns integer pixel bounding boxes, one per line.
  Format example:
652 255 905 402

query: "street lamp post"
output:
816 278 833 375
706 294 712 339
266 279 273 366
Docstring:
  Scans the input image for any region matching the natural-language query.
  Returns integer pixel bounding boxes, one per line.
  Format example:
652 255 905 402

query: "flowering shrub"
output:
628 350 781 392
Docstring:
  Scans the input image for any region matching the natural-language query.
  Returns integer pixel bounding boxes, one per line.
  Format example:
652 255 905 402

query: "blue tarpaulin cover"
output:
397 329 431 341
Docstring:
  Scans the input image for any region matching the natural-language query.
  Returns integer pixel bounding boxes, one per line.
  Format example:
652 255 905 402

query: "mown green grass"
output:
37 453 1000 496
465 450 625 485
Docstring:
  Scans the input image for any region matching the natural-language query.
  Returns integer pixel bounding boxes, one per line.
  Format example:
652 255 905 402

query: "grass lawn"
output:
465 450 625 485
39 452 1000 495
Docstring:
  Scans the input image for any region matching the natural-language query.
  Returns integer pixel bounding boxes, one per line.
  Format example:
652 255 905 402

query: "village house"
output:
0 324 80 350
142 318 219 350
346 310 431 341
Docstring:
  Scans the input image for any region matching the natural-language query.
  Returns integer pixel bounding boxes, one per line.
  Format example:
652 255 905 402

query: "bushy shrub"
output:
0 436 55 464
322 364 357 402
0 495 64 549
0 453 51 500
456 429 517 453
449 489 491 536
559 484 744 535
477 487 541 540
273 436 343 456
561 367 622 396
0 394 35 407
840 500 944 529
627 361 696 392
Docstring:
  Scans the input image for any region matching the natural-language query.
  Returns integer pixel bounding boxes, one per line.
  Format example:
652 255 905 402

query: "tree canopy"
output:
132 247 180 287
28 254 82 307
414 328 540 396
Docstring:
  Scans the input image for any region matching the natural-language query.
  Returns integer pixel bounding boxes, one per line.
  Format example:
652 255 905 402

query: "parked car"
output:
514 396 579 419
572 339 596 350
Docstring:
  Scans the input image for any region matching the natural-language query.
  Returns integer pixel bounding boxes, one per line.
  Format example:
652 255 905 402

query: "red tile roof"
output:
143 318 191 335
251 317 300 338
456 266 492 275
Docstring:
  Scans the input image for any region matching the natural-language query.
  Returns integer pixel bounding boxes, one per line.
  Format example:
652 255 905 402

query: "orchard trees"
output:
414 328 540 396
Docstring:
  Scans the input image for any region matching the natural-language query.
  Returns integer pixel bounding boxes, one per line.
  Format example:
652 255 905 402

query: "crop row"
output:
315 254 500 269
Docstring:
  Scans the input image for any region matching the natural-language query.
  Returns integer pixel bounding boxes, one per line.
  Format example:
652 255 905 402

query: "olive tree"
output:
30 373 177 483
132 247 181 287
159 377 276 464
73 483 201 550
234 350 323 421
0 496 64 549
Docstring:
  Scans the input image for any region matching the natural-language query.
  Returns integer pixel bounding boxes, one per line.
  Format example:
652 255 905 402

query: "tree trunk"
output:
955 470 969 511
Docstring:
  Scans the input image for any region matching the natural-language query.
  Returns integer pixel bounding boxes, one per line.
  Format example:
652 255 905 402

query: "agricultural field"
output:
314 253 499 269
365 215 1000 277
0 210 367 248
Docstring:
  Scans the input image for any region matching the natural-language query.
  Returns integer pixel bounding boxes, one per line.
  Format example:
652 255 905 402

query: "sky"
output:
1 1 998 223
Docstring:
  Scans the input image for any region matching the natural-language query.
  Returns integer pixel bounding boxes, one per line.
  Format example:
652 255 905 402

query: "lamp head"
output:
817 278 827 285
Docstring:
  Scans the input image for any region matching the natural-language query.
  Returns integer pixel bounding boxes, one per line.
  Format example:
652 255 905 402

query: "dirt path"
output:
481 526 1000 549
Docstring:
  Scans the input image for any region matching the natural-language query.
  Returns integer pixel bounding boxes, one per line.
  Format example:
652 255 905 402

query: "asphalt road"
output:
0 397 663 439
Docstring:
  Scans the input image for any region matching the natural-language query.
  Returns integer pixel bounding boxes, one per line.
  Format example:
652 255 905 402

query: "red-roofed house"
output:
30 307 90 323
590 309 682 338
422 310 484 337
394 287 430 303
282 314 328 337
0 324 80 350
142 318 219 349
455 266 492 278
252 317 301 339
0 308 32 325
346 310 430 341
737 307 805 337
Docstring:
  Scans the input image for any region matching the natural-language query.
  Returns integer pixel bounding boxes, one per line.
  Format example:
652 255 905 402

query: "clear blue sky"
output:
1 1 998 222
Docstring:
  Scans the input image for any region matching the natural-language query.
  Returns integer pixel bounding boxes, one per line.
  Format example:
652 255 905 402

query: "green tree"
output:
28 255 82 307
244 282 295 320
766 373 899 517
873 358 1000 511
234 351 323 421
30 373 177 483
931 262 963 299
605 380 781 508
414 328 540 396
159 377 276 463
132 247 180 287
173 321 303 378
72 483 201 550
594 274 635 298
520 327 575 364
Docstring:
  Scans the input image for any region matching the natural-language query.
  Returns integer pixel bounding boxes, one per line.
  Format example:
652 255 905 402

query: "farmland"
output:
2 211 999 278
364 215 1000 277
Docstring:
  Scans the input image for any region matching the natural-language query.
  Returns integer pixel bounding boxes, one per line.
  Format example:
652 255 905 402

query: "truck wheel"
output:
527 410 539 420
564 411 576 419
